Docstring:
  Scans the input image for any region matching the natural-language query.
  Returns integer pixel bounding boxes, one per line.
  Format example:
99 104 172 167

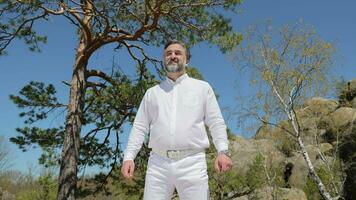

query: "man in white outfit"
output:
121 40 233 200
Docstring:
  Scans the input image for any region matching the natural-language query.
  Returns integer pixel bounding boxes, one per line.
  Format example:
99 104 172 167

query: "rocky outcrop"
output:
230 87 356 199
230 136 285 176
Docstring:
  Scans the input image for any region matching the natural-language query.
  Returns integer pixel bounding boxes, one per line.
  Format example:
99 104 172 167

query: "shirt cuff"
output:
215 141 228 153
123 152 135 162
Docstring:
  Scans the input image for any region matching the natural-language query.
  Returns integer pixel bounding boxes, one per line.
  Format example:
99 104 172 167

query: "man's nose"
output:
169 54 178 61
170 53 177 58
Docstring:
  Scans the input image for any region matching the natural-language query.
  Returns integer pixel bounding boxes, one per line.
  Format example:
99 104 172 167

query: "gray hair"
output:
164 40 191 62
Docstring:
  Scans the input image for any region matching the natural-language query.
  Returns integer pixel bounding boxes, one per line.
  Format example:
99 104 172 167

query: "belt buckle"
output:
167 150 178 159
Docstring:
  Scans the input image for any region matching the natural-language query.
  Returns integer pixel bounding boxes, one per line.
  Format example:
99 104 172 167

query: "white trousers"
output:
143 152 209 200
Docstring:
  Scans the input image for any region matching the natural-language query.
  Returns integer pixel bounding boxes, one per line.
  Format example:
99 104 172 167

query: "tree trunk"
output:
56 1 93 198
289 111 334 200
57 38 88 200
296 136 334 200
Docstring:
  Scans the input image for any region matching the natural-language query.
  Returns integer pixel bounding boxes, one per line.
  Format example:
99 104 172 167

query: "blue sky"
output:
0 0 355 173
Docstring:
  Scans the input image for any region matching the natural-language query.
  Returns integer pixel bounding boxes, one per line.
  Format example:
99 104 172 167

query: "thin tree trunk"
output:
57 37 88 200
289 110 334 200
57 1 93 198
270 80 335 200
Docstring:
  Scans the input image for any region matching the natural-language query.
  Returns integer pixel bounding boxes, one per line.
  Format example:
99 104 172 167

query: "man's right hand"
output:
121 160 135 179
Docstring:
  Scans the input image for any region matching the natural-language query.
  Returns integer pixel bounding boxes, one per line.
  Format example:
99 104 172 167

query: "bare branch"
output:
39 4 65 15
86 69 115 85
255 114 295 136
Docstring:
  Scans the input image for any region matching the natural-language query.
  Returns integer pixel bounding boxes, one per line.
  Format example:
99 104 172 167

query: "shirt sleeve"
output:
204 84 229 152
123 91 151 161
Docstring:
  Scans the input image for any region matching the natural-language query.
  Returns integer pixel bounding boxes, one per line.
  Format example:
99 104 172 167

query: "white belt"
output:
152 148 205 160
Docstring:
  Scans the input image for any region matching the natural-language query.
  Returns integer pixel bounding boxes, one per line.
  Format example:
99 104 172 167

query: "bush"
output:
16 173 57 200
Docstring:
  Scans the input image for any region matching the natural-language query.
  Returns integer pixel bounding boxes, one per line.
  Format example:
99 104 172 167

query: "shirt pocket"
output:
182 92 200 107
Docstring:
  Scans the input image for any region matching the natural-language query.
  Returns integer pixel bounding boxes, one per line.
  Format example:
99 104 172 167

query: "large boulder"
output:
295 97 339 145
317 107 356 144
329 107 356 130
302 97 339 115
287 143 333 189
230 136 286 175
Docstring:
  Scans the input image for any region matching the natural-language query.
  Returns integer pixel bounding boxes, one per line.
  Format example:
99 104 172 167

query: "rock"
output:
287 145 322 189
330 107 356 129
230 136 286 175
233 196 249 200
277 187 308 200
352 96 356 108
303 97 339 115
233 186 307 200
318 143 334 156
293 98 339 145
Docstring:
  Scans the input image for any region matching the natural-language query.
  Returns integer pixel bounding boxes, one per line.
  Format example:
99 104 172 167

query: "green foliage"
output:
112 144 150 200
1 1 243 56
276 135 298 157
74 143 150 199
304 167 328 200
186 66 205 80
16 174 57 200
9 81 63 124
245 153 267 190
207 153 246 200
7 82 64 168
207 153 270 200
304 162 343 200
0 1 47 54
9 70 155 170
3 0 244 197
0 168 57 200
231 20 336 136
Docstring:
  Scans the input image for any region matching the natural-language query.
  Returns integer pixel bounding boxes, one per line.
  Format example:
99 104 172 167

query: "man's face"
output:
163 43 187 73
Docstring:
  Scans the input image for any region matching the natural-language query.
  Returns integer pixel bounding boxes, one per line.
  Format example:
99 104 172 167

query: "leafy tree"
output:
1 1 243 199
10 70 156 198
231 21 339 200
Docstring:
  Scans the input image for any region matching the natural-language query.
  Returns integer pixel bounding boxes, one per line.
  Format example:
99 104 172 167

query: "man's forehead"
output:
164 43 186 52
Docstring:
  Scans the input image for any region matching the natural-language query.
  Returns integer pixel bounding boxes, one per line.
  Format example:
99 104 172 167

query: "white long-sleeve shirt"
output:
123 73 228 161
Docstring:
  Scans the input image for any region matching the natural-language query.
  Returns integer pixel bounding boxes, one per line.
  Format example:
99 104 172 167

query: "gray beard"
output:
164 63 184 73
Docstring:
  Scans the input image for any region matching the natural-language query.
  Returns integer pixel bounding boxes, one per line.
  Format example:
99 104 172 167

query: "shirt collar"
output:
166 73 189 86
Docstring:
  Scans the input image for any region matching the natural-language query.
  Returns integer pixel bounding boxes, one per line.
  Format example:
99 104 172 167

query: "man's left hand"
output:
214 153 233 173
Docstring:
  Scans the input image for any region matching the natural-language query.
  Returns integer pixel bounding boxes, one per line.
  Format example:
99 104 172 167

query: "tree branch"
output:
86 69 115 85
